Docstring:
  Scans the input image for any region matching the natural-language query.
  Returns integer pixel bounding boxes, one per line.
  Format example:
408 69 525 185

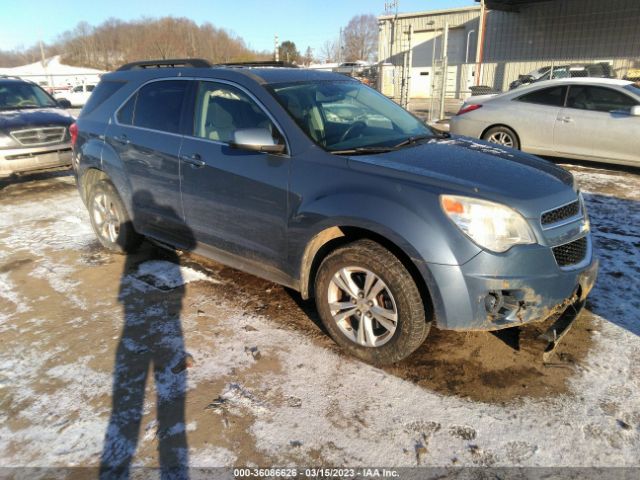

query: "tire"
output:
482 126 520 150
314 239 431 365
88 180 143 254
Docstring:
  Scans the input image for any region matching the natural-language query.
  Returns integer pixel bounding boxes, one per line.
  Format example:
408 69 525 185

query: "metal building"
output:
378 0 640 119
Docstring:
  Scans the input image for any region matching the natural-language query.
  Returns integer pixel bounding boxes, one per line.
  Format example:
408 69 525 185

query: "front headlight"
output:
0 132 18 149
441 195 536 253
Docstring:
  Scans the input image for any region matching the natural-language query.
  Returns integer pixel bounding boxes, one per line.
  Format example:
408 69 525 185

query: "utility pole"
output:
39 39 52 90
475 0 487 86
274 34 279 62
338 27 342 64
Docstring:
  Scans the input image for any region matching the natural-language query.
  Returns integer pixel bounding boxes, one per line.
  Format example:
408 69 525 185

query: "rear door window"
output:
566 86 638 113
132 80 188 134
517 86 567 107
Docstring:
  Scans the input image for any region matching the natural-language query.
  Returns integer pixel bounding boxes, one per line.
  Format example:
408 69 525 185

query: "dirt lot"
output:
0 162 639 470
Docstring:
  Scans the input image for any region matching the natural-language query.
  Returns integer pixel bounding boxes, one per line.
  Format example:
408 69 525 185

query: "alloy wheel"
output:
327 267 398 347
92 192 120 243
487 131 514 147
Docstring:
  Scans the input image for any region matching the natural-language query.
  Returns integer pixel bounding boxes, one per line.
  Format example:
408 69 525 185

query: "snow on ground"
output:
0 165 639 468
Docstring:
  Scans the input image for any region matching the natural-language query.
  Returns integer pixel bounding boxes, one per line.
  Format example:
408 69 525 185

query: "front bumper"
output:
0 143 72 177
423 236 598 331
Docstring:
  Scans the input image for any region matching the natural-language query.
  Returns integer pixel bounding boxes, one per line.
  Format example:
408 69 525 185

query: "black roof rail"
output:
215 61 299 69
116 58 212 71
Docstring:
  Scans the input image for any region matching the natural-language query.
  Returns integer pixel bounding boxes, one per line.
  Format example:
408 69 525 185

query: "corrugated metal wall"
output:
481 0 640 90
378 0 640 104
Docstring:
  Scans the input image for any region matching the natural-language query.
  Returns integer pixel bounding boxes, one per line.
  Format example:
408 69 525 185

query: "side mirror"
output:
630 105 640 117
57 99 72 109
230 128 286 154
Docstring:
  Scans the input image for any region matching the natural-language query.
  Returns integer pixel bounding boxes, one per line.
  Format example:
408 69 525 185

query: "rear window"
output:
517 86 567 107
80 80 126 116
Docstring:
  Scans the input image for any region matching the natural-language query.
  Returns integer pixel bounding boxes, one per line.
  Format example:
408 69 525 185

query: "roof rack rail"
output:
215 61 299 69
116 58 212 71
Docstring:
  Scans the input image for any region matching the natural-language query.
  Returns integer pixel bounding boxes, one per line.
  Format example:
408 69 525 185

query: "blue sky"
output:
0 0 476 55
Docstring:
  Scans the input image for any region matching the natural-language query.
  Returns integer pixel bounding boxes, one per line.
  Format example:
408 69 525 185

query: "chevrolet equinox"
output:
73 59 598 364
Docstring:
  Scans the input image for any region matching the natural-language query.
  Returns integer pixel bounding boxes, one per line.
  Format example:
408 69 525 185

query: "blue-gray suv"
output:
73 59 598 364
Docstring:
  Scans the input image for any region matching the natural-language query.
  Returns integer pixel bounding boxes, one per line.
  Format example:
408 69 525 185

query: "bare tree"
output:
342 14 378 62
303 46 314 65
0 16 271 69
320 39 338 63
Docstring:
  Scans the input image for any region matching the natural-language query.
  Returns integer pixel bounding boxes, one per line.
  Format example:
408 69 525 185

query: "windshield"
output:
0 82 58 110
270 81 433 152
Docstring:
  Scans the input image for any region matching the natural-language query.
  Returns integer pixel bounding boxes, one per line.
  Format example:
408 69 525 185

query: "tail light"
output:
69 122 78 147
457 104 482 115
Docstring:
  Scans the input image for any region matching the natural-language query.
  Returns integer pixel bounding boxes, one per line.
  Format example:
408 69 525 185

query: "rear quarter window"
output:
80 80 126 116
516 86 567 107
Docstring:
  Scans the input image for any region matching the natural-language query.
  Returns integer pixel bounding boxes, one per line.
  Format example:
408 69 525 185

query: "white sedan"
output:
450 78 640 166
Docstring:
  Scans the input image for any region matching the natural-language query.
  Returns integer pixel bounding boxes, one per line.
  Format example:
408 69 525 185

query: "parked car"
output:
509 63 613 90
54 83 96 107
451 78 640 166
73 59 597 364
0 76 74 178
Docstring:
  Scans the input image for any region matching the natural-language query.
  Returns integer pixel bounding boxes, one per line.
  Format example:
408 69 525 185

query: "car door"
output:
105 79 190 243
553 85 600 158
511 85 567 153
555 85 639 161
179 80 290 269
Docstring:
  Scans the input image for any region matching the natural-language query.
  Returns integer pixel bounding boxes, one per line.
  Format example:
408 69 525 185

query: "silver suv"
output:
0 77 74 178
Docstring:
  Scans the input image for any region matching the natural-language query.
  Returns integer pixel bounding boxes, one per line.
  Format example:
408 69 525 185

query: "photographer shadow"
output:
100 190 195 479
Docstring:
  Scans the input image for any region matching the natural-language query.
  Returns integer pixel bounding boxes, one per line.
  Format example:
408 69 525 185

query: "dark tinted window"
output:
134 80 187 133
567 85 638 113
193 81 279 144
517 86 567 107
82 80 125 115
117 94 136 125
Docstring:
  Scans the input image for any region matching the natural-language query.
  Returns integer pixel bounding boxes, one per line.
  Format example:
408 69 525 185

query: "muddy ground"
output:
0 162 639 470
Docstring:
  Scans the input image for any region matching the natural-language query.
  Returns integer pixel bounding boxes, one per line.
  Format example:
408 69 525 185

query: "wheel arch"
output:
299 225 435 323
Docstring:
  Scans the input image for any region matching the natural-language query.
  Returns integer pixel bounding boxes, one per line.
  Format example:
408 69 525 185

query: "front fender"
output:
290 192 481 273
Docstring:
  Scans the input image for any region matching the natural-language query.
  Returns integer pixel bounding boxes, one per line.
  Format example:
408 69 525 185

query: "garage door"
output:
410 28 466 99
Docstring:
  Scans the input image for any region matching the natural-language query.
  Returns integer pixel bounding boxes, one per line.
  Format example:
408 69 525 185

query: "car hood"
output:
346 136 576 217
0 108 74 132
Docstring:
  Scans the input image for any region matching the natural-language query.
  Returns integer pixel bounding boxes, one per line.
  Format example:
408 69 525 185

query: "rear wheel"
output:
482 126 520 149
88 180 143 254
314 239 430 365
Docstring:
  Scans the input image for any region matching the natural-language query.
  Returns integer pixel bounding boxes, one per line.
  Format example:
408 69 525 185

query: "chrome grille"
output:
10 127 67 146
553 236 588 267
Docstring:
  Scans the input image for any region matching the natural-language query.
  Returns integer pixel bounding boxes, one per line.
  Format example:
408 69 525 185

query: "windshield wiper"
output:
330 146 398 155
393 134 433 148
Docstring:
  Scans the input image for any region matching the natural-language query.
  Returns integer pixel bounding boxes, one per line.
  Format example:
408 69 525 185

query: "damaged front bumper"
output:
423 237 598 331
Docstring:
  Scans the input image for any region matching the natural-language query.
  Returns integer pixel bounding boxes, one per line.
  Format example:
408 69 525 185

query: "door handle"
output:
559 116 573 123
180 153 205 168
113 134 130 144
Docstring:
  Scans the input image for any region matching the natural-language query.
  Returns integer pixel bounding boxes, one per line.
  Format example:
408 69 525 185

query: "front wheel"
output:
314 239 431 365
482 126 520 149
88 180 143 254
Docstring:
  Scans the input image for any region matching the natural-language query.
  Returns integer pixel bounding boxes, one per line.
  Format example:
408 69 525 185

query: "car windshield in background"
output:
270 81 433 153
623 84 640 97
0 82 58 110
